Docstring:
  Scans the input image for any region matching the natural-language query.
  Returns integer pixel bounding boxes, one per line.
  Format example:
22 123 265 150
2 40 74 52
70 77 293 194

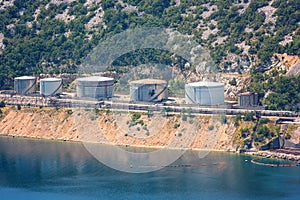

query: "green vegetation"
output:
129 112 144 127
169 79 185 96
0 101 5 108
234 115 242 126
285 133 291 140
229 78 237 86
208 125 214 131
174 123 180 129
258 118 270 125
220 115 227 124
248 73 300 111
244 112 255 121
240 127 250 138
189 119 194 124
0 0 299 89
254 125 276 144
131 112 141 121
233 112 282 149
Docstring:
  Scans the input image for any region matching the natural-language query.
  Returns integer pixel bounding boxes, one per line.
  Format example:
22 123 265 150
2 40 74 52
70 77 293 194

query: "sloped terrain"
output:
0 0 299 89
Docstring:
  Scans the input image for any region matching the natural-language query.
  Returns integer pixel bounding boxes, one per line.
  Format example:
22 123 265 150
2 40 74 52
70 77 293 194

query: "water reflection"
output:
0 136 299 200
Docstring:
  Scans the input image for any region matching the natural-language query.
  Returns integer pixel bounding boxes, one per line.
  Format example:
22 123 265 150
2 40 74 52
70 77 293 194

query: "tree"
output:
0 101 5 108
229 78 237 86
244 112 255 121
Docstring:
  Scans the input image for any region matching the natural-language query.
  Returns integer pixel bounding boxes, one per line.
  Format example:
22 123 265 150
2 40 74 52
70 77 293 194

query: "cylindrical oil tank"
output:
185 81 224 105
130 79 168 102
40 78 62 96
14 76 36 95
76 76 114 99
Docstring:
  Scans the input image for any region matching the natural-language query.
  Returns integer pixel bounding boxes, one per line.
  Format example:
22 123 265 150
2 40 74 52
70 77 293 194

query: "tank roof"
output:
238 91 257 96
187 81 224 87
77 76 114 82
14 76 36 80
130 79 167 85
40 78 62 81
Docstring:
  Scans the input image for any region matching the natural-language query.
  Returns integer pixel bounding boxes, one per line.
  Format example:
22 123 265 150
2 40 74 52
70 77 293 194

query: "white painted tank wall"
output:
185 82 224 105
76 76 114 99
40 78 62 96
14 76 36 95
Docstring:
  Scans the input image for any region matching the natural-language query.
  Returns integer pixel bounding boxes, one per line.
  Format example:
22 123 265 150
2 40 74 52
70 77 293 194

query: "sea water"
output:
0 136 299 200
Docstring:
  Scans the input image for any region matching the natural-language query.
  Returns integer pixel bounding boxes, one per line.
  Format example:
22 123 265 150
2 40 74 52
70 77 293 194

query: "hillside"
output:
0 0 299 89
0 106 237 151
0 106 299 155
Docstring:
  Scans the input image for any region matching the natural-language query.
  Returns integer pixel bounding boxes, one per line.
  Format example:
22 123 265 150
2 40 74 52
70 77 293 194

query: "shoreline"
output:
0 134 232 153
2 134 300 163
245 150 300 162
0 107 299 163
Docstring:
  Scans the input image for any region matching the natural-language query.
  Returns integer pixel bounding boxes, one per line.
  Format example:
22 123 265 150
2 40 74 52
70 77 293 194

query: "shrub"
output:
208 125 214 131
241 127 250 138
0 101 5 108
220 115 227 124
285 133 291 140
137 119 144 126
244 112 255 121
234 115 242 126
132 112 141 121
143 125 148 131
174 123 180 129
259 118 270 125
229 78 237 86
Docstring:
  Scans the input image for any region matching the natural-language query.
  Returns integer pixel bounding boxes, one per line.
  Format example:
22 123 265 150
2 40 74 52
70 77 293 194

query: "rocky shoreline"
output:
2 133 300 164
1 107 300 161
246 150 300 162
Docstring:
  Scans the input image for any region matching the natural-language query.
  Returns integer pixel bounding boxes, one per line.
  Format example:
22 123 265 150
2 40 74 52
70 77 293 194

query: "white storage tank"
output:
14 76 36 95
130 79 168 102
185 81 224 105
76 76 114 99
40 78 62 96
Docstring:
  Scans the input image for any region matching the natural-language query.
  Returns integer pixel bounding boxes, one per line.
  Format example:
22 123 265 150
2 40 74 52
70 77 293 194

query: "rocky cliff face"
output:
0 107 238 151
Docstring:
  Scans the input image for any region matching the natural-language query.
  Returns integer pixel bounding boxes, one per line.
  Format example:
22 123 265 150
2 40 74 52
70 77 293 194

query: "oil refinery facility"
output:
76 76 114 99
10 75 228 106
129 79 168 102
40 78 62 96
0 74 297 118
6 75 227 107
14 76 36 95
185 81 224 106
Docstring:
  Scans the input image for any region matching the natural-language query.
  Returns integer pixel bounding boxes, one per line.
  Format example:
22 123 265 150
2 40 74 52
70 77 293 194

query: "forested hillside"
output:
0 0 299 89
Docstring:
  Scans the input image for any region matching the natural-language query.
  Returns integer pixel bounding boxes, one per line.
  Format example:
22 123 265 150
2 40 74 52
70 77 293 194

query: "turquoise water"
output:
0 137 299 200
